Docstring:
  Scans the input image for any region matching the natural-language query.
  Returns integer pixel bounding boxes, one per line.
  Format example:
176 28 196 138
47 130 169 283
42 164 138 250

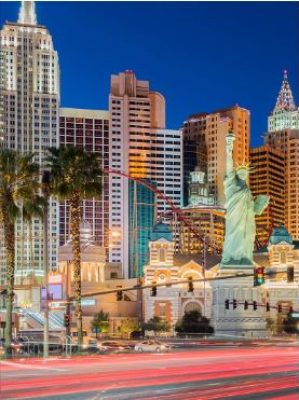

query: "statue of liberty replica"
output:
221 132 269 266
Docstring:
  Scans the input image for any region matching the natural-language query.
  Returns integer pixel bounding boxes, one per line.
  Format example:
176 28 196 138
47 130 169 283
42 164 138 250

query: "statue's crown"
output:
236 162 252 171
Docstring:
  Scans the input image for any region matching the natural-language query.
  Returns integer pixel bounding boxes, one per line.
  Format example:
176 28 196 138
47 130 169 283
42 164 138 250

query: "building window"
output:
159 303 166 318
159 248 166 262
281 251 286 264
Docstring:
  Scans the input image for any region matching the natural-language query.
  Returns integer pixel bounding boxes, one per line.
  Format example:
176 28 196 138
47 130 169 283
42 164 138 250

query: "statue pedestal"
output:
211 265 267 338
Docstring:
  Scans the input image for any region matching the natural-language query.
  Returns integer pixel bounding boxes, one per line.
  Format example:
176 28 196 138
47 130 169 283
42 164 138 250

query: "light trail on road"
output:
1 346 298 399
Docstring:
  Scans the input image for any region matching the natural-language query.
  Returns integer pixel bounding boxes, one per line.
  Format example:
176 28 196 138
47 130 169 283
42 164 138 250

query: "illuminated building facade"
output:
109 71 182 277
143 221 216 325
177 169 225 254
59 108 110 253
249 145 285 246
0 1 60 283
264 71 299 240
129 180 155 278
182 106 250 206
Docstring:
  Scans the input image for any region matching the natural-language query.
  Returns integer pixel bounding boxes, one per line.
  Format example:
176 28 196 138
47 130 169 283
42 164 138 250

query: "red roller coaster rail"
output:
104 168 222 254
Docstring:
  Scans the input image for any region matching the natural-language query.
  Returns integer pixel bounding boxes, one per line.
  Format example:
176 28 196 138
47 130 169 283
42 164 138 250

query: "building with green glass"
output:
129 180 156 278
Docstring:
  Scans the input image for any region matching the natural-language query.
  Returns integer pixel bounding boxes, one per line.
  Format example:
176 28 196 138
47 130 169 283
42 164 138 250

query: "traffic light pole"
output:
66 268 291 300
66 260 71 337
42 171 50 359
203 236 206 318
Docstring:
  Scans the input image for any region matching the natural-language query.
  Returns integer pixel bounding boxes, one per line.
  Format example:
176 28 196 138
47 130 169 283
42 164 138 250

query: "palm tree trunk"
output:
2 209 15 358
69 193 82 348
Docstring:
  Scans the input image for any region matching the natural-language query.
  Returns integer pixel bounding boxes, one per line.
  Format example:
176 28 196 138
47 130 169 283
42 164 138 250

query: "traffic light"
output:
225 299 229 310
188 277 194 293
266 302 270 312
151 283 157 297
64 314 70 328
244 300 248 310
116 290 123 301
278 304 282 313
253 301 257 311
233 299 237 309
254 266 265 286
287 266 294 283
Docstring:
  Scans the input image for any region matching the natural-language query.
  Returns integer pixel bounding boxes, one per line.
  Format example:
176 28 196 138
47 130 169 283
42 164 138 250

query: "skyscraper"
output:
59 108 109 252
177 168 225 254
264 71 299 240
109 71 182 277
182 105 250 206
0 1 60 283
249 145 285 245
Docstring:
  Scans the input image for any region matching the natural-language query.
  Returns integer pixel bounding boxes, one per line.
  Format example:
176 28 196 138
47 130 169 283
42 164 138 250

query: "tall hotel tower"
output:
59 108 110 252
0 2 60 284
109 71 182 277
182 106 250 206
250 145 285 245
264 71 299 240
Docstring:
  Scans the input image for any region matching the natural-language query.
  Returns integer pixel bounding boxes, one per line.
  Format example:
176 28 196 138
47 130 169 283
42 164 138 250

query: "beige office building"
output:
264 71 299 240
182 105 250 206
109 71 183 277
175 168 225 255
250 145 285 246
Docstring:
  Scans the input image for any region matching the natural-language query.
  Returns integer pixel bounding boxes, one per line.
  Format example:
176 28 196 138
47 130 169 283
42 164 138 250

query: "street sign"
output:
48 274 62 284
49 301 65 309
81 299 96 306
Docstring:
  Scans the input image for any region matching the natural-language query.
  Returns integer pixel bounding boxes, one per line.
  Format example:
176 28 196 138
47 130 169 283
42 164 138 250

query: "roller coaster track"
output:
104 168 222 254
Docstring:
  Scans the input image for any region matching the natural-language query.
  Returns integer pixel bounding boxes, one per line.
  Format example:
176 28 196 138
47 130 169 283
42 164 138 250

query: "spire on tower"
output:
18 1 37 25
273 70 296 112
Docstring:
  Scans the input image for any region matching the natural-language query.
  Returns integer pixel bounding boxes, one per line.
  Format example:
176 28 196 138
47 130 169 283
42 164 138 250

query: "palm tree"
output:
0 149 42 357
46 146 102 348
22 196 46 284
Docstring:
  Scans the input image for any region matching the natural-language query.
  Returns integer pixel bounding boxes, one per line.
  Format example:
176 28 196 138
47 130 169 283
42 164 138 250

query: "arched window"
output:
184 301 201 314
159 247 166 262
281 251 286 264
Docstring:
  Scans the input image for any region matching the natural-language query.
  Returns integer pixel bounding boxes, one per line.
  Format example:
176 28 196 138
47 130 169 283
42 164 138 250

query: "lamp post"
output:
66 260 71 338
42 170 51 358
203 235 206 318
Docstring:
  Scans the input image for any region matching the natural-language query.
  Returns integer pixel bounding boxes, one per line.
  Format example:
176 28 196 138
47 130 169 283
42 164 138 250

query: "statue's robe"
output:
221 170 255 265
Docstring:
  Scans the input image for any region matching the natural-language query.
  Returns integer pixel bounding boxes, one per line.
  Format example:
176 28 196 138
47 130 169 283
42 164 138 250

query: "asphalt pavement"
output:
1 345 298 399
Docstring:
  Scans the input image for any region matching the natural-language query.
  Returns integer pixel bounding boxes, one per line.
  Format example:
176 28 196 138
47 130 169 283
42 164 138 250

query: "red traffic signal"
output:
151 283 157 297
188 277 194 293
116 290 123 301
64 314 70 327
225 299 229 310
254 266 265 286
233 299 237 309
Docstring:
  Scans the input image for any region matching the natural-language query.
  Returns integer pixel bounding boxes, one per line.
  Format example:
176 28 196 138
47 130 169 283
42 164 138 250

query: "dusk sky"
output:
1 1 298 147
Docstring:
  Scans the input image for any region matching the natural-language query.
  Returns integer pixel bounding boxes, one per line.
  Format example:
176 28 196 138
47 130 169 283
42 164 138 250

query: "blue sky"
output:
1 1 298 147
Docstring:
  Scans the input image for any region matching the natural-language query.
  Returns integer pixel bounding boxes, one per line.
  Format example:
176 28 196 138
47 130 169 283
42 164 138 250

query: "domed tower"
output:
148 221 174 267
268 225 294 270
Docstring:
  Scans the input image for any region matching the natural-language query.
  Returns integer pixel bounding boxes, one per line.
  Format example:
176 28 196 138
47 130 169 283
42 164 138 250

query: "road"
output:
1 345 298 399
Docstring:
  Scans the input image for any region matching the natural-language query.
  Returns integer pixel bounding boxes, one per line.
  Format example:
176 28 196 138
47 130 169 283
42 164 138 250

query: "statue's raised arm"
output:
225 132 235 175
